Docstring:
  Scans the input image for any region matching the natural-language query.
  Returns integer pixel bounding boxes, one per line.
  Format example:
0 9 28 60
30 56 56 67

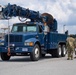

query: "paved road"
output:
0 55 76 75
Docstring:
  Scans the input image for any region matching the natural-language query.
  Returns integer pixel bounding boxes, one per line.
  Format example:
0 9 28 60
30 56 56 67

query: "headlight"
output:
0 42 4 45
24 42 34 46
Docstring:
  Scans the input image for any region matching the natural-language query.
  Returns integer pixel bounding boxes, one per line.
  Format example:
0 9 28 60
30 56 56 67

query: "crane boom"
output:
0 3 44 22
0 3 54 22
0 3 57 31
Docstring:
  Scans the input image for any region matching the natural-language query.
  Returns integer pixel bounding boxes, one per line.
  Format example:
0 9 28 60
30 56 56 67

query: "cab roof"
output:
13 22 43 26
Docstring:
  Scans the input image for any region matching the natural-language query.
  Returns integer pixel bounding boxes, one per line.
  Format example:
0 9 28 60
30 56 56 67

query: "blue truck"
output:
0 4 67 61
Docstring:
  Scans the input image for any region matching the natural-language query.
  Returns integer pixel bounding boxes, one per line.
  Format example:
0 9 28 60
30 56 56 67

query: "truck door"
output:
37 25 49 50
37 25 44 46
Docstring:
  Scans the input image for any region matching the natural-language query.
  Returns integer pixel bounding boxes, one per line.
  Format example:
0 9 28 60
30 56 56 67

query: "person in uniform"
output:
74 38 76 56
66 35 76 60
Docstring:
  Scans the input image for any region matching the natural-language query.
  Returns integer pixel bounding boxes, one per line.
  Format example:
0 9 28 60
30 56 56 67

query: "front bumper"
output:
0 46 33 53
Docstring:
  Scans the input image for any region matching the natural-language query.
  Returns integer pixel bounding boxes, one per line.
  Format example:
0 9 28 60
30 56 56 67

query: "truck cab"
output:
0 22 46 61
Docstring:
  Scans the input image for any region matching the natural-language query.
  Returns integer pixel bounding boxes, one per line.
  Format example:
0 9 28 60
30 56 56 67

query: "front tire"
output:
30 44 40 61
1 53 10 61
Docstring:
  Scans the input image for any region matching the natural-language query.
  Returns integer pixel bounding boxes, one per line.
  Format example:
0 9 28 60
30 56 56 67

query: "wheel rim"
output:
35 48 39 58
59 47 61 56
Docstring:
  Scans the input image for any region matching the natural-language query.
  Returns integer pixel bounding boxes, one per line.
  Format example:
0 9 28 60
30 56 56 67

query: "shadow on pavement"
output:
0 54 63 62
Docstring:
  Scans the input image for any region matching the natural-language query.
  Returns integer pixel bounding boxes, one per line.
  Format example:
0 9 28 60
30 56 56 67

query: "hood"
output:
5 32 37 46
9 32 37 40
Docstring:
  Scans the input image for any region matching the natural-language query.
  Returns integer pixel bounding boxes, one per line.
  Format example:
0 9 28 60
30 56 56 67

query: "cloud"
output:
66 25 76 34
0 0 76 34
66 13 76 25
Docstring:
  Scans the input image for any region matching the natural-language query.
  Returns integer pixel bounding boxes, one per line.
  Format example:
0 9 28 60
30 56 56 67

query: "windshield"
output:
12 24 36 32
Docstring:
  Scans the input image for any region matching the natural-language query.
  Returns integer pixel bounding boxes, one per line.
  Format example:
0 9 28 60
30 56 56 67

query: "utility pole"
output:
63 25 66 33
7 19 11 56
8 19 10 48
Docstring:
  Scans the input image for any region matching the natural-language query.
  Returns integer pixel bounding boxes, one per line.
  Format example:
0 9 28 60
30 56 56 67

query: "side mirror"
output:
65 30 68 35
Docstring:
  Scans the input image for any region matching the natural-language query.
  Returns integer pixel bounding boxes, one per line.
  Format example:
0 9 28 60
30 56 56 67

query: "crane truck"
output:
0 3 67 61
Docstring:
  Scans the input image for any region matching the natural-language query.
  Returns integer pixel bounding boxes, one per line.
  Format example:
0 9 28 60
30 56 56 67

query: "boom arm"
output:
0 3 43 22
0 3 57 31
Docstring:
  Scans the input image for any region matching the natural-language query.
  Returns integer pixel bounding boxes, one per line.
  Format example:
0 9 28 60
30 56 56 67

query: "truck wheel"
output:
56 45 62 57
1 53 10 61
61 45 66 57
30 44 40 61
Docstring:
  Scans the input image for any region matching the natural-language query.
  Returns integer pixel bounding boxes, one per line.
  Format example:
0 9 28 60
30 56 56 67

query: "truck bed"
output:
48 32 67 49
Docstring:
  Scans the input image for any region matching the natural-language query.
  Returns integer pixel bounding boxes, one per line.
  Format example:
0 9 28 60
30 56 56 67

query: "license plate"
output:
22 48 28 51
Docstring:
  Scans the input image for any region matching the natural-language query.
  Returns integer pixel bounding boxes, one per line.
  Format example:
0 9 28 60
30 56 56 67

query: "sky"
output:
0 0 76 34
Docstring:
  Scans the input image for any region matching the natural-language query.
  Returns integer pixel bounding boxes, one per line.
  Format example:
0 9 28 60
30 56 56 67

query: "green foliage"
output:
69 34 76 38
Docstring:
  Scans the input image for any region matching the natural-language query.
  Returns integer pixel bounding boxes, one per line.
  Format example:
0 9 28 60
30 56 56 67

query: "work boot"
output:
71 55 73 60
67 58 70 60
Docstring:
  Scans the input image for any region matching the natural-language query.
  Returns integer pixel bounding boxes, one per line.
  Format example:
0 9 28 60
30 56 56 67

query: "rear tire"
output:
56 45 62 57
61 45 66 57
1 53 10 61
30 44 40 61
52 49 57 57
52 45 62 58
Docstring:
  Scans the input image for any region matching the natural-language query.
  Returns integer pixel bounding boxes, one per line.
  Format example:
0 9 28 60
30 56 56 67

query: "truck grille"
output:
6 35 23 42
